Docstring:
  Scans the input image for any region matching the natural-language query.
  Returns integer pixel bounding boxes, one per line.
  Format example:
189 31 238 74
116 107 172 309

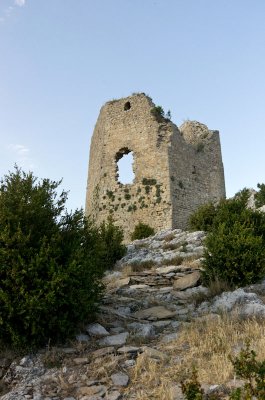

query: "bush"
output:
150 105 165 122
98 216 126 271
0 167 125 348
181 343 265 399
189 202 217 232
189 189 265 287
189 189 250 233
131 222 155 240
255 183 265 208
181 367 204 400
202 220 265 287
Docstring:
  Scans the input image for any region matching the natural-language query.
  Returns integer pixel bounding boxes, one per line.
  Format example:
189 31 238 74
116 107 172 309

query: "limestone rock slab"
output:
133 306 176 321
111 372 129 387
98 332 129 347
86 323 110 337
173 271 200 290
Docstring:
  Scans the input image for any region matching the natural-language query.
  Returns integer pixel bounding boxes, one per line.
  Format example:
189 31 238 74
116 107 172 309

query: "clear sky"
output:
1 0 265 211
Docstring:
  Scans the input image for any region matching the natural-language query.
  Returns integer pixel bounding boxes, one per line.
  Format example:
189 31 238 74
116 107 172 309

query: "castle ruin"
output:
85 93 225 241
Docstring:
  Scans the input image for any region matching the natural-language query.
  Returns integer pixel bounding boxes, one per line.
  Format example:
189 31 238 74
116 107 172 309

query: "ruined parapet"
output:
85 93 225 241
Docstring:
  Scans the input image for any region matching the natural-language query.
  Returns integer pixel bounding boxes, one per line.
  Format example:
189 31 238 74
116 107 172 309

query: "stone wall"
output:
85 93 225 241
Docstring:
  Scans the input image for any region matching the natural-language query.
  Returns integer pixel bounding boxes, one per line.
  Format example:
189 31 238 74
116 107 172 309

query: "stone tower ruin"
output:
85 93 225 241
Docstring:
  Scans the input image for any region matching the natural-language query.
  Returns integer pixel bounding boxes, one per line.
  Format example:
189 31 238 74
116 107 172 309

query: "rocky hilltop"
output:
1 228 265 400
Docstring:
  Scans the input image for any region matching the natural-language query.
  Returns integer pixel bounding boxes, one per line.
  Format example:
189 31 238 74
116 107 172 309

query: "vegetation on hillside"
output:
181 342 265 399
131 222 155 240
0 166 126 348
189 186 265 287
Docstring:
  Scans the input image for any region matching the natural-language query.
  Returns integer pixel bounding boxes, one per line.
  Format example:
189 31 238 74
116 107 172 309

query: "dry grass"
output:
125 353 174 400
162 255 184 266
163 233 175 242
181 255 201 269
41 347 65 368
126 259 157 272
162 242 181 251
125 313 265 399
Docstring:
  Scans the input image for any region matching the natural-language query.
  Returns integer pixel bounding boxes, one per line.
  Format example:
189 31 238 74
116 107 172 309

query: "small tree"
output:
98 216 126 271
203 198 265 287
131 222 155 240
202 220 265 286
255 183 265 208
0 167 125 348
189 202 217 232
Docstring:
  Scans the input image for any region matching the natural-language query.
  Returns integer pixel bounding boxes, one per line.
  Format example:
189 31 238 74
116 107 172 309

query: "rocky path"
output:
2 229 265 400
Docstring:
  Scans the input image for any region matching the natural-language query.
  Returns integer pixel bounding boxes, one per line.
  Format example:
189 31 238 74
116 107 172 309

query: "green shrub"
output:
131 222 155 240
98 216 126 271
189 189 250 233
150 105 164 117
229 342 265 398
190 189 265 287
255 183 265 208
189 202 217 232
0 167 125 348
202 220 265 287
181 367 204 400
142 178 157 186
181 343 265 399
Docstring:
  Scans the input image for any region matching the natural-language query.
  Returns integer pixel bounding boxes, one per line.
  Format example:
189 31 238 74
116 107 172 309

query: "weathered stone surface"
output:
76 333 90 342
90 347 115 359
98 332 129 347
155 265 183 274
127 322 155 338
86 323 110 337
173 271 201 290
85 94 225 242
133 306 176 321
115 277 130 288
73 357 89 365
7 228 265 400
161 333 178 343
117 346 140 354
198 288 260 314
127 284 150 290
76 384 107 396
111 372 129 387
141 346 169 362
105 391 122 400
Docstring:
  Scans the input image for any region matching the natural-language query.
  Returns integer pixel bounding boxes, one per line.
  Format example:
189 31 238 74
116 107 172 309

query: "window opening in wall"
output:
116 148 135 184
124 101 131 111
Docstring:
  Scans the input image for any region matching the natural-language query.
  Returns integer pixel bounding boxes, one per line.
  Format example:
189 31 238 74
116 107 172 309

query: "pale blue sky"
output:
1 0 265 211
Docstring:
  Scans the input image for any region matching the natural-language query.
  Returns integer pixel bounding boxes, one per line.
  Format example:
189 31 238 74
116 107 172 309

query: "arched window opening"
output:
115 148 135 184
124 101 131 111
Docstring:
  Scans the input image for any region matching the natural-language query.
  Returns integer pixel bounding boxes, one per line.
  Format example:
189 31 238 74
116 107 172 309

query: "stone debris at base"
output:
1 229 265 400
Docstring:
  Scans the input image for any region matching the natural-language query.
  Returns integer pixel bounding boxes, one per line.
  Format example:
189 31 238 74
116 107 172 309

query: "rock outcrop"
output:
1 228 265 399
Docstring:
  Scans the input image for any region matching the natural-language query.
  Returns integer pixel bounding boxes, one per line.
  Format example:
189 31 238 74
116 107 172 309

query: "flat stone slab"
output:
90 346 115 359
142 346 169 361
128 284 150 290
111 372 129 387
115 277 130 288
152 320 172 328
86 323 110 337
161 333 178 343
117 346 141 354
76 333 90 343
98 332 129 347
155 265 190 274
73 357 89 365
173 271 201 290
133 306 176 321
76 384 107 397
